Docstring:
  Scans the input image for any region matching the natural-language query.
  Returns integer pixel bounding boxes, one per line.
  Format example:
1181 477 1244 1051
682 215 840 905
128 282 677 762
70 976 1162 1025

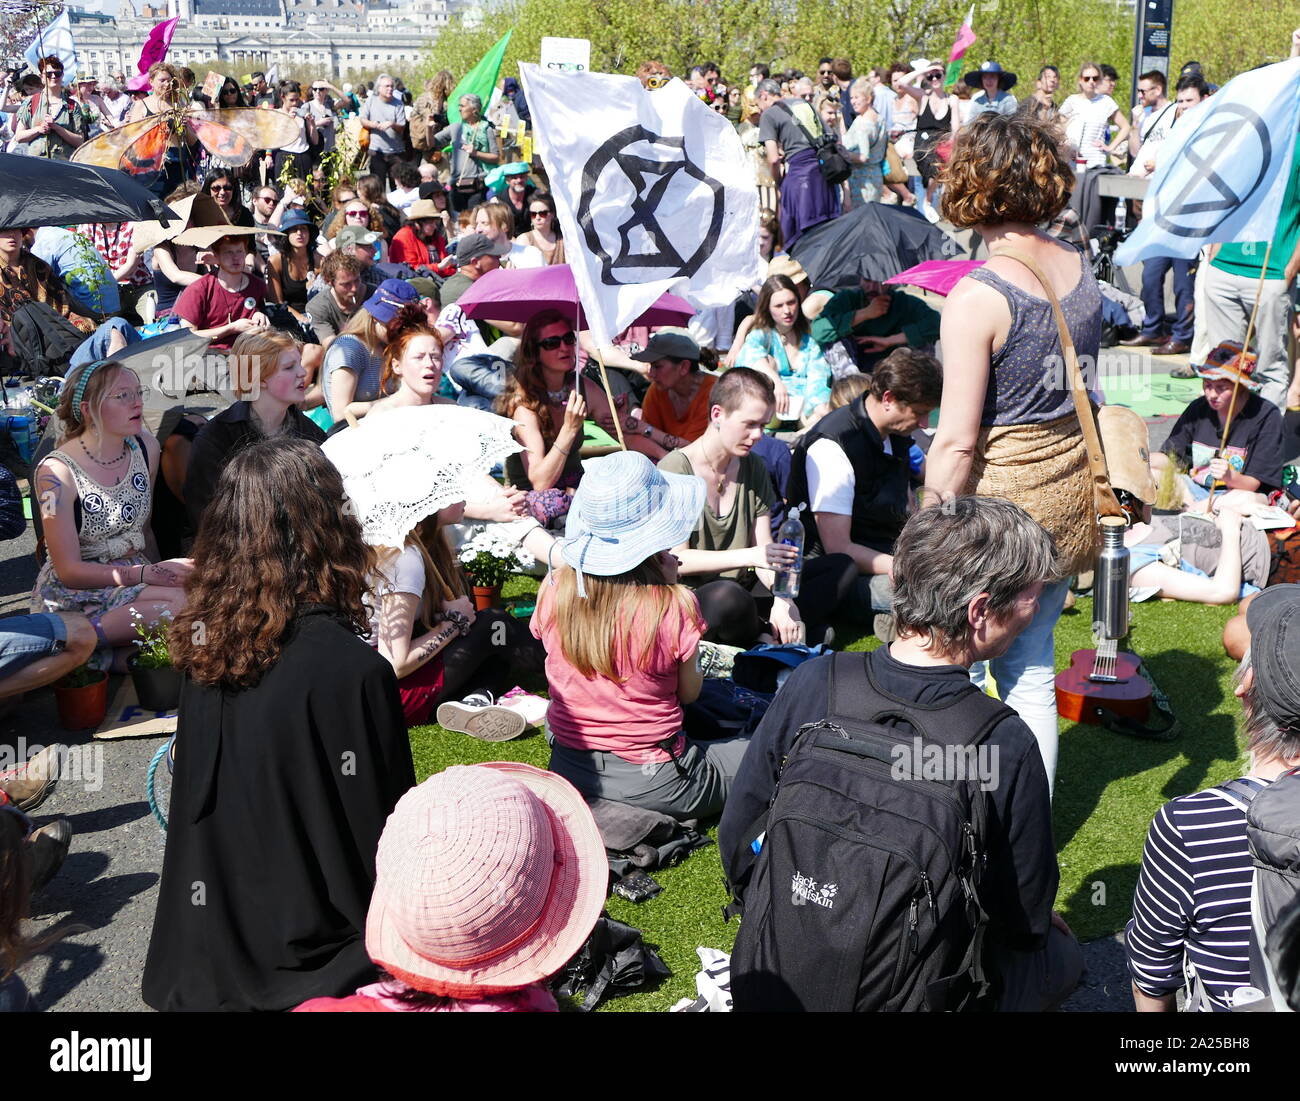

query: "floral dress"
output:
31 440 151 620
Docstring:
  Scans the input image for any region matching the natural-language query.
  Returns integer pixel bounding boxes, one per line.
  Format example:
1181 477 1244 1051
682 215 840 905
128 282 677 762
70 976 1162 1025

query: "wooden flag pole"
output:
593 348 628 451
1207 239 1272 510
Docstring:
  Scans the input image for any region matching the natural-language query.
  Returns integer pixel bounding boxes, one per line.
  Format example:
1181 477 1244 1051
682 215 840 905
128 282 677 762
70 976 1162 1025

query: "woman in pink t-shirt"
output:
531 450 754 820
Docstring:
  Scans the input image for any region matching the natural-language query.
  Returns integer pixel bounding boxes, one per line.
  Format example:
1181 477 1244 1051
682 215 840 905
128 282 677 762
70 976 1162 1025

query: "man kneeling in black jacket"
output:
721 495 1081 1011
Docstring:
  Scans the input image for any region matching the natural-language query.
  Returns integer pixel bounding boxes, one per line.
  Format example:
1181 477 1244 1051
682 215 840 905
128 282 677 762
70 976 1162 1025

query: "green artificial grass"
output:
408 574 1245 1011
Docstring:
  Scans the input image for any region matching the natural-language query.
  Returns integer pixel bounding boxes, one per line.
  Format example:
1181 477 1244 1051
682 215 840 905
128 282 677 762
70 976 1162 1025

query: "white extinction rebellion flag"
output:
519 63 760 346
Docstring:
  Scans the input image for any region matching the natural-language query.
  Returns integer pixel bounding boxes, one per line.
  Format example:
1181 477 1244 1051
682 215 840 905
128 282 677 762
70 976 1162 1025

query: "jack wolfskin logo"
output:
791 871 838 909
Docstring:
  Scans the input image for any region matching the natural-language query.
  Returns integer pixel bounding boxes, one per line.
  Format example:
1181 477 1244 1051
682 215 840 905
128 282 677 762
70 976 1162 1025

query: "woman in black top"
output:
268 209 319 314
143 435 413 1012
184 330 326 529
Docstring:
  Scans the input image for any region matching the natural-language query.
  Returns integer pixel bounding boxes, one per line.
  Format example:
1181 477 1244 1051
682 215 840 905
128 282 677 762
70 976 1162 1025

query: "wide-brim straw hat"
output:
561 450 704 586
366 763 607 999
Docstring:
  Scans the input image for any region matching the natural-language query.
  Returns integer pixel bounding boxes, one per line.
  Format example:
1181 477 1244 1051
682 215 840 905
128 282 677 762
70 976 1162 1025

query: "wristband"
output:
554 443 570 455
139 564 147 584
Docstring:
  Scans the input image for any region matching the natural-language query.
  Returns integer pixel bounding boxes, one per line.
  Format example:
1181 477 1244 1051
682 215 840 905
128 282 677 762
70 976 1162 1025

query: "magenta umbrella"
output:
455 264 695 328
885 259 984 297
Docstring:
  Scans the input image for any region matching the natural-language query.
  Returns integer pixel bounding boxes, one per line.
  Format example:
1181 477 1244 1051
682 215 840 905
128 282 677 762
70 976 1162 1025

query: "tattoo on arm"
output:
37 470 63 520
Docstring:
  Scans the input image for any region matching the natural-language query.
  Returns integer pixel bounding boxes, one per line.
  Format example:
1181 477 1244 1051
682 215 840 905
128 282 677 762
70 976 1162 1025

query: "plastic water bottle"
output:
773 506 805 599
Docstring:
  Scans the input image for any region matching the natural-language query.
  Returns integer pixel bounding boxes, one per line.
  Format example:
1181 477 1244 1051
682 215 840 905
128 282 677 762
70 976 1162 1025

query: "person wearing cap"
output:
632 329 716 447
964 61 1018 120
1127 583 1300 1012
532 450 749 820
295 763 604 1012
754 77 841 249
806 276 941 372
388 199 450 270
438 232 511 307
267 208 319 317
322 278 420 421
1154 340 1286 507
498 163 536 236
173 233 269 351
332 223 387 293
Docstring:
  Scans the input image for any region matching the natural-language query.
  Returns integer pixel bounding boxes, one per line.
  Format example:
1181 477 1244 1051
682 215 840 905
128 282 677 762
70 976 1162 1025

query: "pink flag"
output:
944 6 977 86
128 16 179 90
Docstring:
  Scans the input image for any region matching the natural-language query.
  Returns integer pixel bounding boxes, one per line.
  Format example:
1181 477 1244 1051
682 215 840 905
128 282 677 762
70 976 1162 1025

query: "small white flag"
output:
519 64 760 346
25 11 80 81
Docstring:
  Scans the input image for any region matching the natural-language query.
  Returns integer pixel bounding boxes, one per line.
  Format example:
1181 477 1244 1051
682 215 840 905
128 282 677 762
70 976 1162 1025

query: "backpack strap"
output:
1211 777 1260 813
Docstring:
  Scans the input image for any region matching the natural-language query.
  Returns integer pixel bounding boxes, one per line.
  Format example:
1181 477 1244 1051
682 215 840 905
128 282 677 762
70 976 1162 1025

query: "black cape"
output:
142 605 415 1011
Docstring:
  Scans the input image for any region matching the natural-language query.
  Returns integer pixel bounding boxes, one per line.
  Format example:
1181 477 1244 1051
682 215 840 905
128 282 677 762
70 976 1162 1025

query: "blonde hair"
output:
338 303 386 356
228 330 302 399
55 361 133 441
552 559 698 681
474 200 514 239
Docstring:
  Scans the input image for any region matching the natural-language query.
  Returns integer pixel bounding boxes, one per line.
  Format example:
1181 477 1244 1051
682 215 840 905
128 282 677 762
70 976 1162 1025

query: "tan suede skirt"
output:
966 413 1098 577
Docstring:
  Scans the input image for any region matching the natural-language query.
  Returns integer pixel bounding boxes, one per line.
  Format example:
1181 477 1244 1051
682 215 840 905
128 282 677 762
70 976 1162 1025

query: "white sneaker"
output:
436 691 527 742
498 686 548 727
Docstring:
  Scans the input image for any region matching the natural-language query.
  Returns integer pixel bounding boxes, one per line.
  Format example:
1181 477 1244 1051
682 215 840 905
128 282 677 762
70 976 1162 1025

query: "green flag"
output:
447 30 513 126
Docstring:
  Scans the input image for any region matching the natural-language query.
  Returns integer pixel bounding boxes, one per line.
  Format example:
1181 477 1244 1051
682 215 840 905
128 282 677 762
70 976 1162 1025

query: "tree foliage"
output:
423 0 1296 109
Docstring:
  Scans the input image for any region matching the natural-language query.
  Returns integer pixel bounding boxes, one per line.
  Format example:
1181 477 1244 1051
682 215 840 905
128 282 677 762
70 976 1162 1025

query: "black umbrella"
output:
789 203 962 289
0 153 176 231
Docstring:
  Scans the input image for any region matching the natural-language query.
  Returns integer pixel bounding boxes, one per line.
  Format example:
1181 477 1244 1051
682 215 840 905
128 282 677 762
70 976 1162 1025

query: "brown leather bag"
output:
884 142 908 184
991 246 1126 522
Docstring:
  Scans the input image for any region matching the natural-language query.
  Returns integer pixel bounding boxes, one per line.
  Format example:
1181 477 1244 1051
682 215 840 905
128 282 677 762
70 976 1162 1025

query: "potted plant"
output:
128 610 182 713
457 527 535 610
53 663 109 731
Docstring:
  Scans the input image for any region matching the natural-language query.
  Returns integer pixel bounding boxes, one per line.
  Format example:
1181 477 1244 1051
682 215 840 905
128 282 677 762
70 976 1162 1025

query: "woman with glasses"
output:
497 310 665 522
1059 62 1130 172
513 191 565 266
319 183 359 239
895 60 961 216
216 77 247 109
202 171 255 228
12 56 89 159
31 360 191 671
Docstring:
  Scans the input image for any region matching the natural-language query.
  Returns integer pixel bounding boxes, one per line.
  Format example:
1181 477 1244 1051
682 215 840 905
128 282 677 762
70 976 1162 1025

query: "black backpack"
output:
730 652 1013 1012
778 101 852 187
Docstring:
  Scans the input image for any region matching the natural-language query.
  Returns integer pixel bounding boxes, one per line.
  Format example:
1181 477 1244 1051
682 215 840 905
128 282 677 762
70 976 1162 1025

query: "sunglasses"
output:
530 209 551 217
926 73 944 81
818 69 832 76
1080 75 1099 82
44 69 63 76
537 332 577 350
210 184 233 192
645 75 668 90
346 209 369 218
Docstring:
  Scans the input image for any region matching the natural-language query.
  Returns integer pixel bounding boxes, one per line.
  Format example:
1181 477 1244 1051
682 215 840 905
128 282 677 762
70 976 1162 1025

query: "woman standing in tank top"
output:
923 113 1102 795
896 60 961 212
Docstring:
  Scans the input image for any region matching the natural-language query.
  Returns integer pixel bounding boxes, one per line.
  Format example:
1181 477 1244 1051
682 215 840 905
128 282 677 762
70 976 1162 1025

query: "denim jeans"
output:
448 353 509 411
968 577 1070 796
1140 256 1196 342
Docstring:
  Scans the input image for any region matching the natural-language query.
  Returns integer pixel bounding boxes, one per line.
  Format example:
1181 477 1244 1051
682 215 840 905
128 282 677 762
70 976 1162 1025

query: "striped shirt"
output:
1125 778 1271 1011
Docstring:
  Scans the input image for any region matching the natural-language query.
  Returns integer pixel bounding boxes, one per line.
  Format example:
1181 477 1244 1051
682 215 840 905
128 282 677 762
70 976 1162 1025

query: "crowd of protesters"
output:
0 31 1298 1018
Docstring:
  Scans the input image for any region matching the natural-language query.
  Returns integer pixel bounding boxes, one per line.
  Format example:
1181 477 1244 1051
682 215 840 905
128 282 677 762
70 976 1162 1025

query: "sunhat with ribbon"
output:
964 60 1018 91
366 762 607 998
561 450 705 594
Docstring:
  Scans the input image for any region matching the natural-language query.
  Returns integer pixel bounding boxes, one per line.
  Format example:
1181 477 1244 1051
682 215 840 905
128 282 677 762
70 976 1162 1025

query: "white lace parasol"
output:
322 406 522 548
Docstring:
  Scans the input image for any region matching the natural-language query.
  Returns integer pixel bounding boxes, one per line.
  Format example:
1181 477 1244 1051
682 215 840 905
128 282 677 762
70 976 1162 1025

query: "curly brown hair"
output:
495 307 573 446
170 438 375 688
939 112 1075 229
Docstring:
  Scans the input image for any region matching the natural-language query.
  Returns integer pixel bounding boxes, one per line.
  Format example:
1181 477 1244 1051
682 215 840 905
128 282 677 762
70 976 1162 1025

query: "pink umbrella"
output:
455 264 695 328
885 259 984 297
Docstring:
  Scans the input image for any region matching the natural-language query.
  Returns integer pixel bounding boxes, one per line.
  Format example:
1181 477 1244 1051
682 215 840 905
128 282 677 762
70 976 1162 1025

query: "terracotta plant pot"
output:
54 671 109 731
128 656 182 713
472 584 501 611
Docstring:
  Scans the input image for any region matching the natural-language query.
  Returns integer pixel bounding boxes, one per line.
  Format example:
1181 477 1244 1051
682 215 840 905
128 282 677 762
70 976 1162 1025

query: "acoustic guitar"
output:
1054 639 1152 725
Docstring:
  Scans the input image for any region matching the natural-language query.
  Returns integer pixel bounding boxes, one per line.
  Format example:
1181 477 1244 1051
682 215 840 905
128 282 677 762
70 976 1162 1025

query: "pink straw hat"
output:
366 762 607 999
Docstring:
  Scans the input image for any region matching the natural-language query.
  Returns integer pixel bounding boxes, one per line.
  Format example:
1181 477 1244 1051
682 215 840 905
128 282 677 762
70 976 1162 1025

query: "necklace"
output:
545 385 572 404
700 439 732 496
79 436 128 465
